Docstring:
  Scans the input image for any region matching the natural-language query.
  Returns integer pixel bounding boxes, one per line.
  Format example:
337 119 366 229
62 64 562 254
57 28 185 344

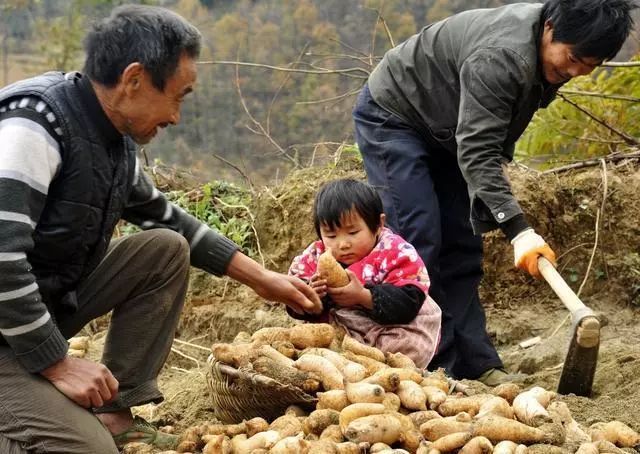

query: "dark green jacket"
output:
368 3 560 234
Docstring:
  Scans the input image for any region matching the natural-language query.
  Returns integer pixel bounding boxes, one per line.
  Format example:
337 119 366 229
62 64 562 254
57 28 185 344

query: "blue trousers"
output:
353 85 503 379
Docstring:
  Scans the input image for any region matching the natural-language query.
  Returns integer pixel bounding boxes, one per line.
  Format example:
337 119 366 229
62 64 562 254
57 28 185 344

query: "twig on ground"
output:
541 150 640 174
170 347 201 368
173 338 211 352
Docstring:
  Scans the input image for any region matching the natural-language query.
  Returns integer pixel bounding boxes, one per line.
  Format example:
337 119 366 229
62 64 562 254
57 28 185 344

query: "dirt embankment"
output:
146 156 640 436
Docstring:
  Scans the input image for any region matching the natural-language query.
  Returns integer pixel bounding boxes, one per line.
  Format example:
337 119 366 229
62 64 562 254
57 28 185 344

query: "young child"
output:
288 178 441 369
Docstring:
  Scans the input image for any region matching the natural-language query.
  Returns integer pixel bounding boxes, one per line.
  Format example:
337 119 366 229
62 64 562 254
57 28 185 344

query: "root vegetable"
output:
420 418 473 441
409 410 442 428
202 422 246 437
342 335 386 363
513 387 555 427
473 415 546 444
290 323 336 349
432 432 473 452
345 381 386 404
339 403 386 433
421 377 449 394
308 439 338 454
382 392 402 413
397 380 428 410
593 439 629 454
269 414 303 438
494 441 519 454
320 424 344 443
251 327 291 343
395 413 423 452
210 342 255 368
244 418 269 437
335 441 363 454
270 434 311 454
68 348 86 358
386 351 418 370
515 445 529 454
303 409 340 435
364 370 401 392
68 336 90 351
575 442 599 454
295 354 345 390
371 442 392 452
477 396 514 419
252 356 321 393
589 421 640 448
492 383 522 404
318 248 350 287
285 405 307 417
271 340 296 358
303 348 366 382
202 434 232 454
253 344 295 368
230 431 280 454
459 436 493 454
317 390 350 411
344 414 403 445
547 401 589 450
343 351 388 375
422 386 448 410
437 396 483 417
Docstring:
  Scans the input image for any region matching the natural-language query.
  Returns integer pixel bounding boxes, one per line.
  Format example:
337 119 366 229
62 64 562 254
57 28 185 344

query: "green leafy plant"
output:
516 57 640 168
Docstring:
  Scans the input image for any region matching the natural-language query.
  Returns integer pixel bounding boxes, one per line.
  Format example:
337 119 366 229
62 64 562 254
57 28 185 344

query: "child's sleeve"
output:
365 284 424 324
363 236 430 324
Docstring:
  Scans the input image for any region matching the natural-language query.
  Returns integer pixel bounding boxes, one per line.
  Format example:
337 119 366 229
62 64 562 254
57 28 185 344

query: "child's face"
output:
319 210 382 265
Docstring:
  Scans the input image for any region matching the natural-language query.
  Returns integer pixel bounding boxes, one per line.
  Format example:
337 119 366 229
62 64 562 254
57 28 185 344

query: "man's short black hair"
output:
313 179 384 238
83 5 201 91
542 0 636 61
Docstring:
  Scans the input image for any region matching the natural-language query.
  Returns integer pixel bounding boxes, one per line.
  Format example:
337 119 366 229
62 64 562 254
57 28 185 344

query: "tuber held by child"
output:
288 178 442 368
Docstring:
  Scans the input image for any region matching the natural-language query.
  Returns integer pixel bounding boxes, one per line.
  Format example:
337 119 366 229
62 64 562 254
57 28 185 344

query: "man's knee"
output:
139 229 190 269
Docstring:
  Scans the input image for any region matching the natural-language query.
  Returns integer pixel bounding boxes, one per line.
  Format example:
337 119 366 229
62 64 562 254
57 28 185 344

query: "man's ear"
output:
120 62 144 96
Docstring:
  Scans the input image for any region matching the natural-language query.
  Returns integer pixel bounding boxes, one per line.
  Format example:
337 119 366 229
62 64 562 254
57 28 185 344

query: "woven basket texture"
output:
207 359 317 423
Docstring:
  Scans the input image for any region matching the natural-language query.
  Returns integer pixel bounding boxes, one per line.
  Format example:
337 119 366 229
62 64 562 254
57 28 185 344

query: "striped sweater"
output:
0 95 239 373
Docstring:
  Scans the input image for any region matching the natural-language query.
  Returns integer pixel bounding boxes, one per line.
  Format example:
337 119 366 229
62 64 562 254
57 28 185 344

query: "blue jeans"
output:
353 84 503 379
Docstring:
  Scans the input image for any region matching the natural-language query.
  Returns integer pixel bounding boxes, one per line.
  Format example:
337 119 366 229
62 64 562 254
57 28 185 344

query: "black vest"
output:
0 72 136 314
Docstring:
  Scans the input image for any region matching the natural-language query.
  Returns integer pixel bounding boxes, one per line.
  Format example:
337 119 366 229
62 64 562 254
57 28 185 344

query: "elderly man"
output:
353 0 635 384
0 5 321 453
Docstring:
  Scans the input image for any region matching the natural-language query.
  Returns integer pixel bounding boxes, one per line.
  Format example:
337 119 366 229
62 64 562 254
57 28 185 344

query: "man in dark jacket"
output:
0 5 321 453
353 0 635 384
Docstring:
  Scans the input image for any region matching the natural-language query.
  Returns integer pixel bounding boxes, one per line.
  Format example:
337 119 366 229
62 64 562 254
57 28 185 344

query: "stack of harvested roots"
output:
125 323 639 454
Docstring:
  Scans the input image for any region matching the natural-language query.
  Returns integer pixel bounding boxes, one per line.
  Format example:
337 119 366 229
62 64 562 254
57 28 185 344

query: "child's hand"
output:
327 270 373 310
309 273 328 298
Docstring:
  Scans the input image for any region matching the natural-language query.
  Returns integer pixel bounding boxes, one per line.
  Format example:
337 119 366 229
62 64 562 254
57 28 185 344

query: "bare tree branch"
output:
558 93 640 146
541 150 640 174
296 87 362 105
233 57 299 167
197 60 369 79
601 61 640 67
559 89 640 103
211 153 255 191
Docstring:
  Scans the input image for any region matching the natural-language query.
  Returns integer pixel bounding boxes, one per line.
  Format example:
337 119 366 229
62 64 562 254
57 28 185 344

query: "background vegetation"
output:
2 0 639 185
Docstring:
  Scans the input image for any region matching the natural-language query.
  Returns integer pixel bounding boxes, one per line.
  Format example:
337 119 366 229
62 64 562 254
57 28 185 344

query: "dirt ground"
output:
87 155 640 452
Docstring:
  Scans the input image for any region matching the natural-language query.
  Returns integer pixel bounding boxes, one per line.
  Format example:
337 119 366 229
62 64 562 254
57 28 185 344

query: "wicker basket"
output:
206 358 317 423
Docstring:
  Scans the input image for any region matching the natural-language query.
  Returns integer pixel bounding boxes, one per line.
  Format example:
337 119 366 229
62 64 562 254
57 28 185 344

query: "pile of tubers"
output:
126 323 640 454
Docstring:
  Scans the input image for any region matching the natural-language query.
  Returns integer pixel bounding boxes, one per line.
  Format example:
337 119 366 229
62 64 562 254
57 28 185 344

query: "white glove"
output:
511 228 556 278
